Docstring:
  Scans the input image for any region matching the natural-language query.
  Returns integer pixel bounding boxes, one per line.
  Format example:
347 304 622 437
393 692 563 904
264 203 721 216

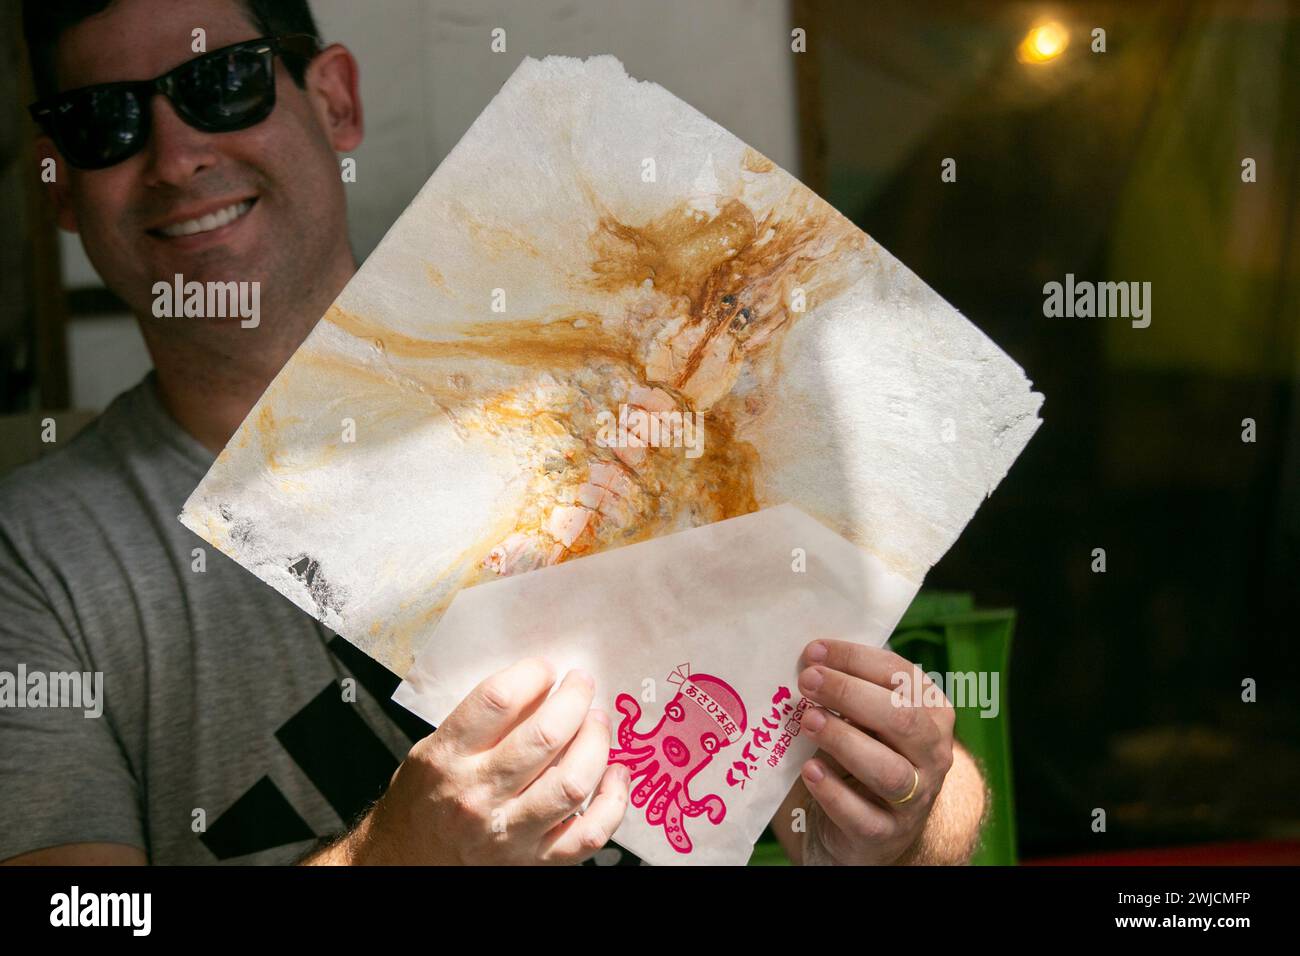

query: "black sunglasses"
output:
29 34 319 170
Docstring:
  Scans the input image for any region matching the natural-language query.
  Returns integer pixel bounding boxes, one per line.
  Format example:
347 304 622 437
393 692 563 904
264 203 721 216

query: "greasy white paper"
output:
179 54 1043 681
394 504 919 866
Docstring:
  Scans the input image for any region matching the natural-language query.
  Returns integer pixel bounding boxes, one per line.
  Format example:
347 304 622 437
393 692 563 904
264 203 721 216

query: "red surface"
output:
1024 839 1300 866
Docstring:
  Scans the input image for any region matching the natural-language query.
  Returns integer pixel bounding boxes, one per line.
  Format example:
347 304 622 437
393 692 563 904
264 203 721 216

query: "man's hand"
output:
306 658 629 865
780 640 981 865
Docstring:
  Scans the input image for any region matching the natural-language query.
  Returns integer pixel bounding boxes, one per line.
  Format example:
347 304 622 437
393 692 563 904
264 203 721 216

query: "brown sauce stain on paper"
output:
587 198 759 306
313 167 867 628
585 190 868 408
424 264 449 292
456 200 546 261
742 147 776 173
325 306 629 369
246 394 337 481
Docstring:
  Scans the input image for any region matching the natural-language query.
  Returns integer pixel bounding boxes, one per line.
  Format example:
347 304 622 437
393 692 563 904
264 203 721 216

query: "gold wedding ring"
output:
889 766 920 805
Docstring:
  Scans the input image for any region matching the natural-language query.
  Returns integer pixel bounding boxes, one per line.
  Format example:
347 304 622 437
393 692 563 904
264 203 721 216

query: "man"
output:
1 0 987 865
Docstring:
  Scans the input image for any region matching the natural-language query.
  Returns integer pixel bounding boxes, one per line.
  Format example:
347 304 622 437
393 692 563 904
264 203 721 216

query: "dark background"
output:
799 0 1299 857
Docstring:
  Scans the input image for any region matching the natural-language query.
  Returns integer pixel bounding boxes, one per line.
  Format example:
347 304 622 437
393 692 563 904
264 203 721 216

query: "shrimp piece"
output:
628 384 677 414
588 460 637 499
624 406 654 446
613 441 646 468
545 505 594 548
679 333 741 410
596 489 638 527
588 460 622 488
485 532 549 576
575 482 607 511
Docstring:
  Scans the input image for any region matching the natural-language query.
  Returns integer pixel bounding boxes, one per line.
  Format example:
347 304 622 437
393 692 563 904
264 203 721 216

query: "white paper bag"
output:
394 504 920 865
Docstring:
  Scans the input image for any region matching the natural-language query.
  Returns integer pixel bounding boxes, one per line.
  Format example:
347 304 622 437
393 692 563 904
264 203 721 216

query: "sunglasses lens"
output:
50 87 146 169
176 48 274 130
36 40 296 169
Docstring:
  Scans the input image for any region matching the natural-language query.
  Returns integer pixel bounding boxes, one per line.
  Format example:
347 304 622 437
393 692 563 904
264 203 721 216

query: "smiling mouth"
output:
152 198 257 239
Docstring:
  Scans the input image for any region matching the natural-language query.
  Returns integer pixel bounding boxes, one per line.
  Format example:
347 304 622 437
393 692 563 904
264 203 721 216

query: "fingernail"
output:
803 708 827 733
806 641 828 663
803 760 825 783
590 708 609 726
800 666 824 692
617 764 631 782
573 668 595 688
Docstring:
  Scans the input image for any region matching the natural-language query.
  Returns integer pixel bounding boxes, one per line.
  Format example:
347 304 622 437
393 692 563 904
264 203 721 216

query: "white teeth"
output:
159 200 253 238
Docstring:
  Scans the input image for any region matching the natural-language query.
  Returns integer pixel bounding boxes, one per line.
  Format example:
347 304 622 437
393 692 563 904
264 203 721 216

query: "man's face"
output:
48 0 360 319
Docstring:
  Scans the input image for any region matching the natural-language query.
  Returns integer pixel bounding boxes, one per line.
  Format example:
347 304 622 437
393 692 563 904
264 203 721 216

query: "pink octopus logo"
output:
608 663 748 854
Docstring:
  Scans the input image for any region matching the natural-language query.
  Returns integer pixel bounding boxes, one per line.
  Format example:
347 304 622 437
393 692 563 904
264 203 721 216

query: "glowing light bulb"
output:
1018 21 1069 63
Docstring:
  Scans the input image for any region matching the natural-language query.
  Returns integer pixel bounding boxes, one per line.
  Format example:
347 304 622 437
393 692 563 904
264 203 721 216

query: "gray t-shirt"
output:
0 373 433 864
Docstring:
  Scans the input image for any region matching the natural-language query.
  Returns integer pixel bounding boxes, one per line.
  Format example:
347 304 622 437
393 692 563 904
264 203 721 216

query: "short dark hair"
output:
23 0 321 101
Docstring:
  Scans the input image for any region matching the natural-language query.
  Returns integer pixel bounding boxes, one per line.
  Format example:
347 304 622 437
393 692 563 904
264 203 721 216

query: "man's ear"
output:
36 136 79 233
304 44 363 153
